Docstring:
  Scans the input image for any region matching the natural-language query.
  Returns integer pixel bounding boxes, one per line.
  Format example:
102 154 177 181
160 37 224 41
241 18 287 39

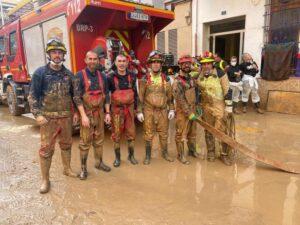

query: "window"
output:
168 29 178 63
9 31 17 56
0 36 5 53
157 32 165 53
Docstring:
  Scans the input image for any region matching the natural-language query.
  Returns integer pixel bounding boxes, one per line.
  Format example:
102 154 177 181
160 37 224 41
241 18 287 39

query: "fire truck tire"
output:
7 85 24 116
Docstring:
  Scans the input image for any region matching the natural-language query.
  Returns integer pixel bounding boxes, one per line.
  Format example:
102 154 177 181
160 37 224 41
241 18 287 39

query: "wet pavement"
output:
0 105 300 225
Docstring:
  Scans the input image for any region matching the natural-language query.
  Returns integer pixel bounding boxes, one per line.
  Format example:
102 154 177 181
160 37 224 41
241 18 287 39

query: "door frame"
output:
210 29 245 62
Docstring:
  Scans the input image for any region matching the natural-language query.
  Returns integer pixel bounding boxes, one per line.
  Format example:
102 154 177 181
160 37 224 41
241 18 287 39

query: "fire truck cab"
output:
0 0 174 115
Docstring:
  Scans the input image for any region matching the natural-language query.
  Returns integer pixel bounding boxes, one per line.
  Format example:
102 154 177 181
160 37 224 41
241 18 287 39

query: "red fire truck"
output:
0 0 174 115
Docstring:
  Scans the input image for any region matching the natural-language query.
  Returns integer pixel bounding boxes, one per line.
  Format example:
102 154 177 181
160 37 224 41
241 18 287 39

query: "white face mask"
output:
231 61 237 66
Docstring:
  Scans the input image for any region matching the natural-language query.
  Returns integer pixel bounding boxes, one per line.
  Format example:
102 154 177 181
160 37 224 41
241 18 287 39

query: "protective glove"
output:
168 110 175 120
188 113 197 121
196 106 203 117
137 113 144 122
36 115 48 126
225 100 233 114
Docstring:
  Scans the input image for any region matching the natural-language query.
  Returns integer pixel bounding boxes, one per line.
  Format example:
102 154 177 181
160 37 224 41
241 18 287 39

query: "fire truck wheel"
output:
7 85 24 116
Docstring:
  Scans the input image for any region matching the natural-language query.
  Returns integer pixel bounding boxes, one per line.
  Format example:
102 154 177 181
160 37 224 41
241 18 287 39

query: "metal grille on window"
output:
168 29 178 63
263 0 300 75
157 32 165 53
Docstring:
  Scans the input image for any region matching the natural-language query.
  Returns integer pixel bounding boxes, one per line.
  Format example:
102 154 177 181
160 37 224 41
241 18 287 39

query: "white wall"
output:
192 0 265 66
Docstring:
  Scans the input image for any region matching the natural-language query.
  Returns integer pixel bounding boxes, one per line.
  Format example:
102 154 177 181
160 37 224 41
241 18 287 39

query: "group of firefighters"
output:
28 39 263 194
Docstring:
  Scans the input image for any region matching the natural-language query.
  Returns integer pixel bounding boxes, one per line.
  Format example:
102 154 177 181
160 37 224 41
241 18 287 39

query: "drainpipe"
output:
0 0 4 26
194 0 198 56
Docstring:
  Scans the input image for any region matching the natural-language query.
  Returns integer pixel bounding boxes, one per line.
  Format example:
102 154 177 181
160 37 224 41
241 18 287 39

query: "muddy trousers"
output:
39 117 76 193
202 112 231 159
111 104 137 167
143 106 173 164
79 110 110 178
175 111 197 152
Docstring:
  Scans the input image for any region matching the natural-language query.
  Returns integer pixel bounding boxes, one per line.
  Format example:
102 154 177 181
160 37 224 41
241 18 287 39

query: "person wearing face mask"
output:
28 39 79 193
196 52 234 166
227 56 243 114
239 53 264 114
172 55 201 165
137 50 175 165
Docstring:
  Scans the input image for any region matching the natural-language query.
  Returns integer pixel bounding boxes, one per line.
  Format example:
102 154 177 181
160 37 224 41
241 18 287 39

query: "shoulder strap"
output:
82 69 90 92
96 70 104 92
113 75 119 90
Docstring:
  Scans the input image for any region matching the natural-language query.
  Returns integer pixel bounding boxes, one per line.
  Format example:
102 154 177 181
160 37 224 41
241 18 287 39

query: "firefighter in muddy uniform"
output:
197 52 233 166
75 51 111 180
29 39 78 194
137 51 175 165
172 55 200 165
107 54 138 167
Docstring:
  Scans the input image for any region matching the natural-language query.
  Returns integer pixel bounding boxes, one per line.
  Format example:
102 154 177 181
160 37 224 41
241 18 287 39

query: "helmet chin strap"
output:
47 55 65 67
50 60 63 66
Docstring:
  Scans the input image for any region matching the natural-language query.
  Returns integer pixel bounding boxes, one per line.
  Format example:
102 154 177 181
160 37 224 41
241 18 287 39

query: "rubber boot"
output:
143 141 151 165
113 148 121 167
220 143 233 166
233 102 241 114
61 150 77 177
79 151 88 180
94 147 111 172
254 102 264 114
176 142 190 165
127 140 138 165
39 156 52 194
205 132 215 162
187 142 200 158
242 102 247 113
162 149 174 162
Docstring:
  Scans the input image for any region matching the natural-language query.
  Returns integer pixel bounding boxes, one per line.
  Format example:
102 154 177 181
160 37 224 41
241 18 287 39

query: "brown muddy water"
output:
0 106 300 225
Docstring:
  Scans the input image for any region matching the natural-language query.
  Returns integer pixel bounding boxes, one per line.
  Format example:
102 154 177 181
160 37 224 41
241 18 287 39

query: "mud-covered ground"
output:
0 105 300 225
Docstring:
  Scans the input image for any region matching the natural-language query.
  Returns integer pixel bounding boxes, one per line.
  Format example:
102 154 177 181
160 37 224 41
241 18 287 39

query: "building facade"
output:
155 0 192 62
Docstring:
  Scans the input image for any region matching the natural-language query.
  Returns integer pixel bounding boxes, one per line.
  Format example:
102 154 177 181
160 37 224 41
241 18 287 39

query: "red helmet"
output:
178 54 192 64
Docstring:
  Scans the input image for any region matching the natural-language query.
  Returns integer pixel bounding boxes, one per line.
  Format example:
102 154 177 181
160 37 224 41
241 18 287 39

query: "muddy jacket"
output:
172 73 198 117
214 60 228 72
197 69 231 117
107 71 137 109
29 64 80 118
75 68 109 110
138 72 174 113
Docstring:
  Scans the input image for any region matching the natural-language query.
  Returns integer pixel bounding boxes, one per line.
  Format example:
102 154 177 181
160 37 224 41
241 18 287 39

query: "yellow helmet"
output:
46 38 67 54
200 51 214 64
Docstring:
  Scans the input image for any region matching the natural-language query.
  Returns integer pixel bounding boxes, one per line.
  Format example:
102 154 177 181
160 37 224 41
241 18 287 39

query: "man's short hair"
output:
115 54 127 62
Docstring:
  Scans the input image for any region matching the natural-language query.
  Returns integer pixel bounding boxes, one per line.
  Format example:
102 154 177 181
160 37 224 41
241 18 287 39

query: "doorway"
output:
210 31 244 63
215 33 241 62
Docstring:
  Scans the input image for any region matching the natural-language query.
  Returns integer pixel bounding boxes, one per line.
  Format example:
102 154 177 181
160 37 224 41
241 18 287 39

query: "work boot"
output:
254 102 264 114
187 142 200 158
176 142 190 165
162 149 174 162
113 148 121 167
127 141 138 165
61 150 77 177
94 147 111 172
39 156 52 194
143 141 151 165
207 150 215 162
220 154 233 166
233 102 241 114
79 151 88 180
242 102 247 113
